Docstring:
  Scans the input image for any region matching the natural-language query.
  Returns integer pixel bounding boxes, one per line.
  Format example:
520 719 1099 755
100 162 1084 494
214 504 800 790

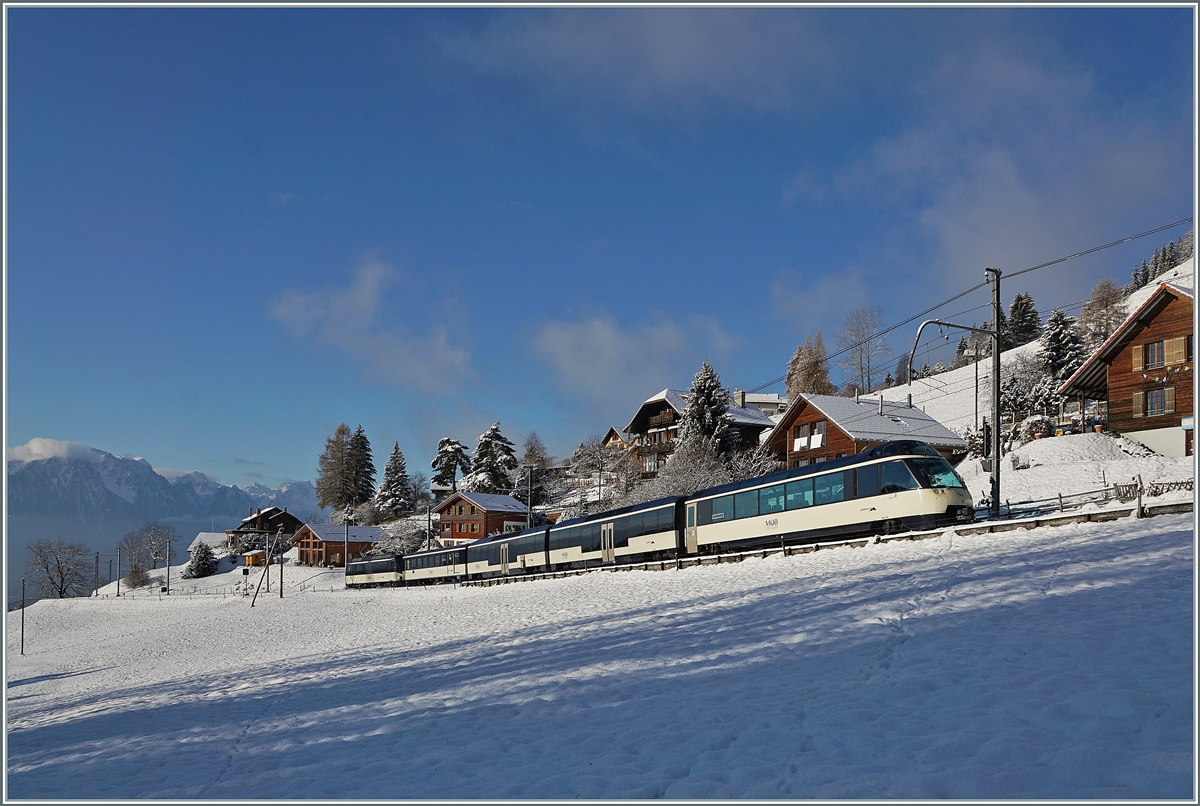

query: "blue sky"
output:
5 7 1194 488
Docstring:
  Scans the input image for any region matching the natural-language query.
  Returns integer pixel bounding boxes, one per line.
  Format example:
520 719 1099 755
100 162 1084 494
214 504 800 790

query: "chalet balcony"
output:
638 440 675 455
647 411 676 427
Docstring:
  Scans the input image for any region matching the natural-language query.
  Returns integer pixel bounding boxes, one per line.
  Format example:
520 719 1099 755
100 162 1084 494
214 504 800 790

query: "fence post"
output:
1058 493 1064 513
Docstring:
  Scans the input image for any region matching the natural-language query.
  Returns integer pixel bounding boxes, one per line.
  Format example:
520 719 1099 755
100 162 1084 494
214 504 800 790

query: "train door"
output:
600 522 615 563
685 503 698 554
500 543 510 575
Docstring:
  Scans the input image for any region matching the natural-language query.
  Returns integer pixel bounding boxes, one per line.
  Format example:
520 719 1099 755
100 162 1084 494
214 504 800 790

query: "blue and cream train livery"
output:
345 440 973 588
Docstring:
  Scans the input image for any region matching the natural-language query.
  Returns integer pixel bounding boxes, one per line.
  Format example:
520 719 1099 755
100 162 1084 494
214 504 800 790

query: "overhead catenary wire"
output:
749 217 1194 394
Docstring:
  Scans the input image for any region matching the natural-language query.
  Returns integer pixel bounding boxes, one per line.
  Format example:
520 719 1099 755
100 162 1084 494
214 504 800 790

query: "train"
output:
345 439 974 588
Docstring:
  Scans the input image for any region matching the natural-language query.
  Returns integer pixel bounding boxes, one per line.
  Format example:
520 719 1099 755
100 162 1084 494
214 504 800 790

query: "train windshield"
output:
909 458 966 489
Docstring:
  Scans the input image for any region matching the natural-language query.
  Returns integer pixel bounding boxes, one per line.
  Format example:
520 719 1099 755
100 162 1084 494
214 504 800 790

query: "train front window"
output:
909 458 966 489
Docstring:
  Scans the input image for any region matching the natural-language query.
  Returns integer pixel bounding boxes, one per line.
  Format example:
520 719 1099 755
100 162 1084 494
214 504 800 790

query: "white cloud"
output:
271 254 473 394
827 35 1192 305
7 438 101 465
437 9 838 115
270 192 297 204
533 314 739 423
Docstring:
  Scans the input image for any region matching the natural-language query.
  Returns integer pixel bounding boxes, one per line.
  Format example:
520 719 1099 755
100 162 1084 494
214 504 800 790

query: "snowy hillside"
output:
6 511 1193 798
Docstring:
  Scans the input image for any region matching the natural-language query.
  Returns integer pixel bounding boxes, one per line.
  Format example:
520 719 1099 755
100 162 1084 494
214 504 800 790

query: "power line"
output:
752 217 1193 393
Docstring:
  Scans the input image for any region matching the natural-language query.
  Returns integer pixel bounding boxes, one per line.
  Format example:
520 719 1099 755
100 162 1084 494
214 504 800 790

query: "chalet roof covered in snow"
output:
440 491 529 513
781 393 968 449
625 388 777 434
301 524 389 543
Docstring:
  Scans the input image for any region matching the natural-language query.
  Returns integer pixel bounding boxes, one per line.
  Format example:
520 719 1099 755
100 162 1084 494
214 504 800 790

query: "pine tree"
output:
518 432 552 506
430 437 471 492
346 425 376 506
374 442 414 520
462 422 519 495
316 423 355 510
1006 292 1042 347
678 360 736 455
1039 308 1086 383
182 541 218 579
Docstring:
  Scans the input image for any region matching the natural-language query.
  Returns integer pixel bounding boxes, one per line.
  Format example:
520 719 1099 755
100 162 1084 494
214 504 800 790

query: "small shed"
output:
242 549 267 567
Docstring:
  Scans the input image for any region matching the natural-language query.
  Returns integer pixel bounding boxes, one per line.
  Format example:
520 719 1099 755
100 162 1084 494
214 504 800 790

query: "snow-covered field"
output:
6 504 1194 799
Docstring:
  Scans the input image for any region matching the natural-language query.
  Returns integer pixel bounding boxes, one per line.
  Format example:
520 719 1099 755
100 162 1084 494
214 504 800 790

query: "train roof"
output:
688 440 943 501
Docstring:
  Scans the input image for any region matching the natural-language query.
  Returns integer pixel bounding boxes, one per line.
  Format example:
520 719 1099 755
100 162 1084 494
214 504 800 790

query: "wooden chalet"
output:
623 388 777 477
226 506 304 551
293 524 389 567
1058 274 1193 457
435 491 530 546
764 392 968 469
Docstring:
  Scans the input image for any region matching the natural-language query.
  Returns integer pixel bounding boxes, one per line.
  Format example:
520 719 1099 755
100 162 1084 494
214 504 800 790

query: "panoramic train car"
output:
466 525 551 579
344 553 404 588
685 440 973 554
402 544 467 584
546 496 685 570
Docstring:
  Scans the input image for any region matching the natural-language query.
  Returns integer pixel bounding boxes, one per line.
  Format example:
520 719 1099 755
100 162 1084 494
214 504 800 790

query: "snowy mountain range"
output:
6 439 324 522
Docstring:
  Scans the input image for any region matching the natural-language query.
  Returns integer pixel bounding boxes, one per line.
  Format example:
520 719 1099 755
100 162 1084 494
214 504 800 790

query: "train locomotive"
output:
346 440 973 588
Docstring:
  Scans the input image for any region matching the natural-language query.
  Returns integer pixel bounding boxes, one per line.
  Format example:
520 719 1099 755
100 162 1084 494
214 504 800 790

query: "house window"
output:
1145 341 1165 370
1145 387 1175 417
642 454 658 473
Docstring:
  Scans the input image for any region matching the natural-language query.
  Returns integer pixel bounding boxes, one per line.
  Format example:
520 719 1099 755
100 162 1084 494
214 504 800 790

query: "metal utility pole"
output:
108 558 113 587
986 267 1003 520
165 537 171 595
343 505 354 571
527 464 533 529
21 578 26 655
279 527 284 599
116 547 121 597
426 498 432 551
94 552 100 597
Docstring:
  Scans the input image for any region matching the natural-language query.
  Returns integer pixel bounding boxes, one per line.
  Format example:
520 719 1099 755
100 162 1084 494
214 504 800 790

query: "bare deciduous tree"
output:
836 306 892 393
27 538 92 599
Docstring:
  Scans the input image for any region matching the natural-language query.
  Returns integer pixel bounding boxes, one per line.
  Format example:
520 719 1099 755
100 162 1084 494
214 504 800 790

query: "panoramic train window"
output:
785 478 813 509
760 484 786 514
814 472 846 505
856 465 879 498
734 490 759 520
909 458 965 489
880 461 920 493
711 495 734 522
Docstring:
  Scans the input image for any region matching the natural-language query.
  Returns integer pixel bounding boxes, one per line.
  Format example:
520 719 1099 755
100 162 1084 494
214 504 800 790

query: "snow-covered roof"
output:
774 393 967 448
188 532 228 552
238 505 284 525
440 491 529 514
301 524 389 543
624 388 777 434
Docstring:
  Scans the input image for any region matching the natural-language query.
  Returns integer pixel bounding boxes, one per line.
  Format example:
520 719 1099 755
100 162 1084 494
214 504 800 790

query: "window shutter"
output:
1170 336 1186 364
1132 346 1143 372
1132 391 1144 417
1165 386 1175 414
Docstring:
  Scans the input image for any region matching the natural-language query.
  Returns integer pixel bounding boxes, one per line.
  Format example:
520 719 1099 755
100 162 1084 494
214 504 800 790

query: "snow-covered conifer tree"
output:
785 332 836 402
678 360 736 455
430 437 471 492
1006 292 1042 347
347 425 376 506
374 442 414 520
460 422 518 495
182 541 218 579
1039 308 1086 383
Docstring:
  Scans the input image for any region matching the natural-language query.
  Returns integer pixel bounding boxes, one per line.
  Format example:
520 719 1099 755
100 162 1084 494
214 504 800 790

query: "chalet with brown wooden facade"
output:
1058 276 1193 456
226 506 304 551
293 523 388 567
623 388 777 477
435 491 530 546
764 393 968 469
